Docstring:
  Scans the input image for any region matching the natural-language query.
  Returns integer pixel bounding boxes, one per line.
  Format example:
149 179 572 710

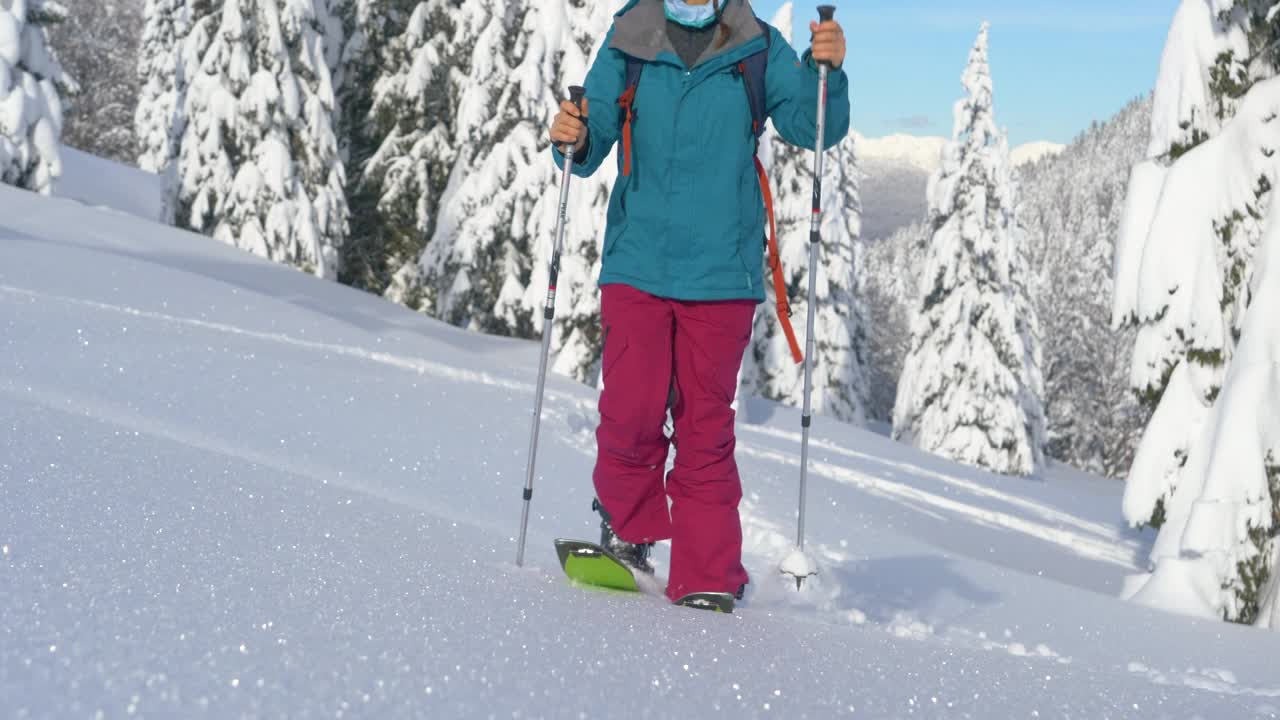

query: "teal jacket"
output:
553 0 851 302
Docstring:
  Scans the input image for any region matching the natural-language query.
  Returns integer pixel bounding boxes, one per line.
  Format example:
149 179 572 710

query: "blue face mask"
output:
664 0 722 29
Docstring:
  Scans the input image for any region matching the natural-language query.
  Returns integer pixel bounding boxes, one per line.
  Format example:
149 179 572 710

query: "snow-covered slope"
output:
52 146 163 221
857 133 1063 240
4 176 1280 716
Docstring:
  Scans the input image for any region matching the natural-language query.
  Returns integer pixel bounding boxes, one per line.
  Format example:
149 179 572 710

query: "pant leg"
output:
664 298 757 601
593 284 676 544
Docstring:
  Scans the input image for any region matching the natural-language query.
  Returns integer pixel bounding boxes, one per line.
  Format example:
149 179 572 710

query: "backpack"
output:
615 20 804 364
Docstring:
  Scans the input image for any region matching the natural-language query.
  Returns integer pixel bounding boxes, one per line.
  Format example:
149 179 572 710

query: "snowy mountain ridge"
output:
854 131 1064 172
856 132 1064 241
5 151 1280 717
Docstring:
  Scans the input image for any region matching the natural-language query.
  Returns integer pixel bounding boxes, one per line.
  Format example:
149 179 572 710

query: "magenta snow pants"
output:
593 283 756 602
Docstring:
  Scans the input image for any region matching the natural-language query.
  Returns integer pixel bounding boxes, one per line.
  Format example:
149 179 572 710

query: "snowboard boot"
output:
593 498 655 575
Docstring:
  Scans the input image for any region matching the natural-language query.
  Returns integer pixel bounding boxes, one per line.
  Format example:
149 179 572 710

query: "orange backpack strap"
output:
617 60 644 177
754 155 803 365
618 85 637 177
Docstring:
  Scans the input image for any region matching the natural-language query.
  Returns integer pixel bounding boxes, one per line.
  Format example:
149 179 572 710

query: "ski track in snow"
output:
736 443 1141 571
741 422 1126 542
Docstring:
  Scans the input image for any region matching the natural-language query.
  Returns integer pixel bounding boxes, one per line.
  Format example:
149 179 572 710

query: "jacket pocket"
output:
601 326 628 383
604 174 633 257
736 161 764 286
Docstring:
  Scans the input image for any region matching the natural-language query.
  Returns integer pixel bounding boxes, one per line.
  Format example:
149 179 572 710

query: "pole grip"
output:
561 86 587 160
815 6 836 69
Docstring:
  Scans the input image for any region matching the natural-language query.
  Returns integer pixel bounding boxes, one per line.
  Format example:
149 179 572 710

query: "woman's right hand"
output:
550 98 590 154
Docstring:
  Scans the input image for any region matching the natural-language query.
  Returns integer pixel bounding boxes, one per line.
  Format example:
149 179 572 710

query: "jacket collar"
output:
610 0 765 68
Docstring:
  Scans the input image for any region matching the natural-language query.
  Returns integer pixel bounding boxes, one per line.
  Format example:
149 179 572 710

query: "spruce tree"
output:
1004 138 1048 467
743 3 872 424
328 0 414 292
1118 0 1280 624
362 0 459 307
862 218 929 422
50 0 141 164
424 0 563 336
531 1 622 383
177 0 349 279
892 23 1045 476
136 0 188 174
1017 96 1152 478
419 0 617 373
1116 0 1278 530
0 0 76 194
136 0 193 223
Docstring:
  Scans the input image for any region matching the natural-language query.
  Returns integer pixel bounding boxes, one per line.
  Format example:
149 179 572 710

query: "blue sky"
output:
753 1 1175 145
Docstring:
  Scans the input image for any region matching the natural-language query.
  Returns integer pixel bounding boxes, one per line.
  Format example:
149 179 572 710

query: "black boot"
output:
593 499 655 575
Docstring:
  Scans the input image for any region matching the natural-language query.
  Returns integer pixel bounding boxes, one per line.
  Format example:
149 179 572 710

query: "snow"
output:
854 131 949 173
1009 141 1066 167
1115 5 1280 624
1146 0 1246 158
53 145 164 221
854 132 1062 173
6 158 1280 716
778 548 819 581
1126 86 1280 617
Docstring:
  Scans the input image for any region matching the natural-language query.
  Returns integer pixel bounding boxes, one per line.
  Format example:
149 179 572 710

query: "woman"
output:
549 0 849 604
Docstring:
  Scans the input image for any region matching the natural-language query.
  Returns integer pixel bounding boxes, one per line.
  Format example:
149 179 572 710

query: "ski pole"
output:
790 5 835 589
516 85 587 568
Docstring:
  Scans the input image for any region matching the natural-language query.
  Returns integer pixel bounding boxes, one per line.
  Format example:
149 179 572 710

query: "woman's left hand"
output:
810 19 846 68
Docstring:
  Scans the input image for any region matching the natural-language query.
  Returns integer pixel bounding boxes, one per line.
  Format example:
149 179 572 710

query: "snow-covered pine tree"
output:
396 0 617 382
533 2 622 383
177 0 349 280
892 22 1046 476
742 2 872 425
361 0 615 382
330 0 377 287
361 0 462 306
326 0 416 291
1118 0 1280 624
862 218 929 422
1018 96 1152 478
1005 138 1049 466
50 0 142 164
423 0 598 339
0 0 76 194
1114 0 1270 530
866 98 1153 474
136 0 194 223
136 0 189 175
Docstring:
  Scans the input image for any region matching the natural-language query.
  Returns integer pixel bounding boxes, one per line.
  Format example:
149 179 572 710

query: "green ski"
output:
554 540 736 613
554 539 639 593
